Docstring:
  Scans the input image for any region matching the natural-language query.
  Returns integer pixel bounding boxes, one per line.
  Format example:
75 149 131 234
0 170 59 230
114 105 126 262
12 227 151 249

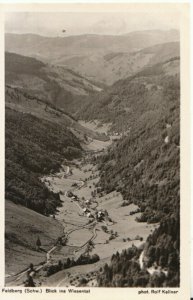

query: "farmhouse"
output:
86 212 94 219
83 207 90 213
96 210 105 221
66 191 73 197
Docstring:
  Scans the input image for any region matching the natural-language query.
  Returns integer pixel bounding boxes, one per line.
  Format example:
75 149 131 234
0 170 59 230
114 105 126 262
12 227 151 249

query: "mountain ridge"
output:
5 30 179 84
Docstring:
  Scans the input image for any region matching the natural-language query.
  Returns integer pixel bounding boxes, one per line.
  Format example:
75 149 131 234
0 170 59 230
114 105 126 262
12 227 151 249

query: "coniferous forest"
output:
85 59 180 287
5 106 82 215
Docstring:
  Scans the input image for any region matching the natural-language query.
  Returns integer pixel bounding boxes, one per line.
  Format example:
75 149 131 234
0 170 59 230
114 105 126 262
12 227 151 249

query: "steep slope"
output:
87 57 180 286
5 30 179 84
5 88 83 278
5 81 107 281
5 52 102 115
6 106 82 215
5 85 107 142
5 82 109 215
79 57 180 130
5 200 63 276
97 214 179 287
86 57 180 219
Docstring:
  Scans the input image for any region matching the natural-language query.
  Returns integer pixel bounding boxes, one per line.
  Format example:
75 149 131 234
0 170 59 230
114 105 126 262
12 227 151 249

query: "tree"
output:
57 236 62 245
36 236 41 251
66 258 71 267
85 240 94 256
29 263 34 271
58 260 63 270
24 274 35 287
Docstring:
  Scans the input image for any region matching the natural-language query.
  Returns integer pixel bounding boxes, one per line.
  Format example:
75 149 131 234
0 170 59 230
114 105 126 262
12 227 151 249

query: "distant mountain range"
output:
5 30 179 84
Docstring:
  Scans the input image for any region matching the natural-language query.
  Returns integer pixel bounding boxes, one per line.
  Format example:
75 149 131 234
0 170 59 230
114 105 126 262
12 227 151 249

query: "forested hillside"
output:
93 58 180 219
5 106 82 215
89 58 180 286
79 57 179 130
5 52 104 215
97 216 179 287
97 74 180 221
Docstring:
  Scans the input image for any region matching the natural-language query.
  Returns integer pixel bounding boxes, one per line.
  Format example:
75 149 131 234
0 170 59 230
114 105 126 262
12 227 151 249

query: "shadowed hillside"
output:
5 52 102 115
6 106 82 215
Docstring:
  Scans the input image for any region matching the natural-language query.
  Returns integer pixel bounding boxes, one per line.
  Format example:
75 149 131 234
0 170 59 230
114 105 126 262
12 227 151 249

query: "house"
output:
67 191 73 197
164 136 169 144
98 210 104 217
89 214 94 219
96 211 105 221
83 207 90 213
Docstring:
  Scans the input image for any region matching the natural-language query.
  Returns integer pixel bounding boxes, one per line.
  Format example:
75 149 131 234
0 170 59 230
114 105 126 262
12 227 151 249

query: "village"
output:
34 139 156 287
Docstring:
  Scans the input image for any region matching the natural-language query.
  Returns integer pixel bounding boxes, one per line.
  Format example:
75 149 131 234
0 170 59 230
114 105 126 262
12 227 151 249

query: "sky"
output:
5 10 180 37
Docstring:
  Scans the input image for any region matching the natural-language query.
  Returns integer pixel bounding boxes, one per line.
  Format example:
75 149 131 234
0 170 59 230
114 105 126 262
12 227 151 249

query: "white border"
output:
0 2 191 300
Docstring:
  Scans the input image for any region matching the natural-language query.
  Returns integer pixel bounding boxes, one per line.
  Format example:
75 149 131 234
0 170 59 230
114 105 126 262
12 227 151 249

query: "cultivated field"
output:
40 146 156 286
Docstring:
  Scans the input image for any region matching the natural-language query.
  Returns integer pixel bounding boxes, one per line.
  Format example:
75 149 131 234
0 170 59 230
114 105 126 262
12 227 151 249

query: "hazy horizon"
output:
5 11 180 38
5 29 179 39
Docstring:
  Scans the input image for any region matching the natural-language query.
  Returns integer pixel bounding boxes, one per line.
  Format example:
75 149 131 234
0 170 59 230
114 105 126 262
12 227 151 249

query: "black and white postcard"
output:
0 2 190 300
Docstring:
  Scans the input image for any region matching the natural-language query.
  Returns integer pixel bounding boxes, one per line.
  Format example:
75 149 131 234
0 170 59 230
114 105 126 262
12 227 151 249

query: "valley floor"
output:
5 121 156 287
